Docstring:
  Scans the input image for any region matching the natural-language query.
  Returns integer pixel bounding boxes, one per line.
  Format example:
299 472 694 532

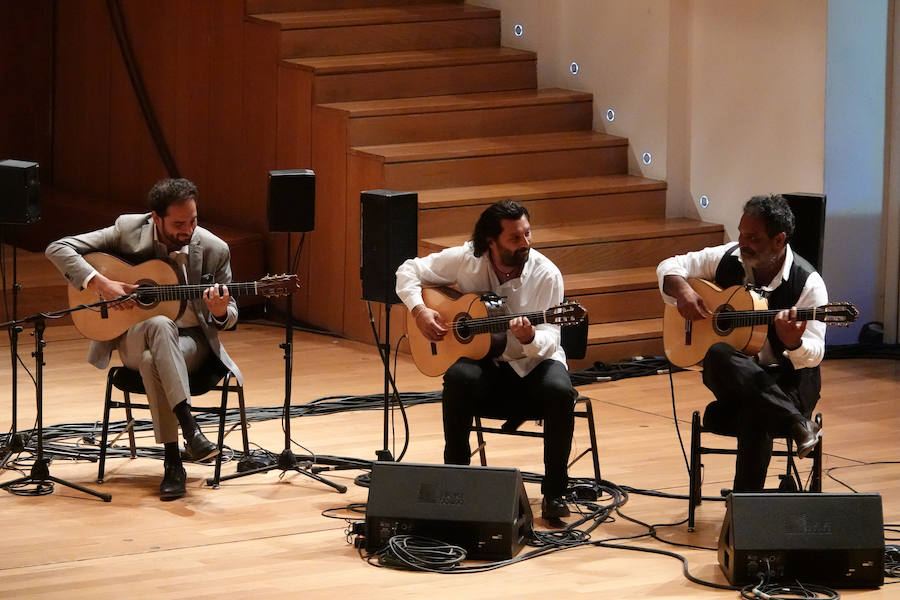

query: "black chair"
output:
470 311 602 486
687 401 823 531
97 358 250 488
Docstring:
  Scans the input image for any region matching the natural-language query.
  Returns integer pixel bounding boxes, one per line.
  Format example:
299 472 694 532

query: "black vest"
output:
714 244 821 409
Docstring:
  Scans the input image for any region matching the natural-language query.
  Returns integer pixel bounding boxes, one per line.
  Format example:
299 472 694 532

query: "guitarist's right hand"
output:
413 305 448 342
88 274 139 311
664 275 713 321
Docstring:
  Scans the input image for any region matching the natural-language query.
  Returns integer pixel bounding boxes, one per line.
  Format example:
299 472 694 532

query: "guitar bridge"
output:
684 319 692 346
430 342 437 356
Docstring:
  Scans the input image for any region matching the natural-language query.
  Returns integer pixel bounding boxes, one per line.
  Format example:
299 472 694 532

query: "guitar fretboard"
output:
714 307 819 328
135 282 259 302
453 311 548 335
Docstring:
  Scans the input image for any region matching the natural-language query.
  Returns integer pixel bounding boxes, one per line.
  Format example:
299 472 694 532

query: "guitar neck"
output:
717 307 819 327
458 310 549 335
139 281 259 301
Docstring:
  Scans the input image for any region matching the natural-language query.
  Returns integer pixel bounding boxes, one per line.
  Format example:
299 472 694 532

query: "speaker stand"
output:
0 317 111 501
1 238 26 469
210 233 346 493
376 302 394 462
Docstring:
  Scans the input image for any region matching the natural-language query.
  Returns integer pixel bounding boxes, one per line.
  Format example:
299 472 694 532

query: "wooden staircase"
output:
248 0 725 368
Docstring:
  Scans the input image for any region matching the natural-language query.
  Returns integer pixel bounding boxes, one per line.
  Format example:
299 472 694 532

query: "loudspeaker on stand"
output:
360 190 417 305
0 159 40 225
268 169 315 232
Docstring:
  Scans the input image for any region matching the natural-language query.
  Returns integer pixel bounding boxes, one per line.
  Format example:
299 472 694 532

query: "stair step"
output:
247 0 462 14
416 175 666 236
253 4 497 29
562 267 659 294
288 46 534 75
419 217 724 272
588 318 662 345
421 218 722 252
355 130 624 163
319 88 593 145
418 174 664 209
255 4 499 58
353 131 627 189
288 47 536 103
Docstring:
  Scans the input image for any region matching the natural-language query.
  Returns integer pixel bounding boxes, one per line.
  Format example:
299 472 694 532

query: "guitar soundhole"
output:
133 279 159 308
713 305 734 336
453 312 473 344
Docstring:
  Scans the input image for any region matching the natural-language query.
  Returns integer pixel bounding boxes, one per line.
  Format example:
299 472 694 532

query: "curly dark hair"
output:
147 178 198 216
743 194 795 239
471 200 530 257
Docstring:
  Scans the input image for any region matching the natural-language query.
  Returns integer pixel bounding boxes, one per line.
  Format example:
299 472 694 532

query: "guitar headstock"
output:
258 274 301 297
816 302 859 326
546 300 587 325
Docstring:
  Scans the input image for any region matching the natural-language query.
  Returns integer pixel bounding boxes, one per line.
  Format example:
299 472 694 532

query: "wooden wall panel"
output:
206 2 246 225
174 0 213 194
309 106 350 332
107 1 175 209
242 19 281 280
0 1 54 171
53 0 112 197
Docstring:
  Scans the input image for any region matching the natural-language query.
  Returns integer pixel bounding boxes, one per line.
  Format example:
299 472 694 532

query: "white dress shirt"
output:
396 241 567 377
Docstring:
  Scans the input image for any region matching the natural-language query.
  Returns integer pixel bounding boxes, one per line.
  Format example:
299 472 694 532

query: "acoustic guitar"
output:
68 253 299 341
407 286 586 377
662 278 858 368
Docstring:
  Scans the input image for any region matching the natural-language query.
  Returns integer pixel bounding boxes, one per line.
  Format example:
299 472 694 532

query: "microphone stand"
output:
0 299 120 502
210 232 346 493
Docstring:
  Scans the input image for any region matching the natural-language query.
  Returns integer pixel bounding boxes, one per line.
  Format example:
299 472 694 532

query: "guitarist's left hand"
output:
774 306 806 351
509 316 535 344
203 284 230 320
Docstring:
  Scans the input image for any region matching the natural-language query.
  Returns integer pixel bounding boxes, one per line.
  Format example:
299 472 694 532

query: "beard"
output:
498 246 530 267
159 228 191 250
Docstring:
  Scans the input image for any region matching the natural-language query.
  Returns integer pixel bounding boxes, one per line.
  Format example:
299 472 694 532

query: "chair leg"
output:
579 397 603 484
123 392 136 459
98 370 115 484
209 373 230 489
236 382 250 456
688 410 702 531
473 416 488 467
811 413 823 492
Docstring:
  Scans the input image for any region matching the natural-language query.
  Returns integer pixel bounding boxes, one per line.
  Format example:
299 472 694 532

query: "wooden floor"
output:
0 322 897 599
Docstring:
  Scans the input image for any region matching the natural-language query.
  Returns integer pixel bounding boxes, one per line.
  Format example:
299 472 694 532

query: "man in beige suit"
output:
46 178 241 500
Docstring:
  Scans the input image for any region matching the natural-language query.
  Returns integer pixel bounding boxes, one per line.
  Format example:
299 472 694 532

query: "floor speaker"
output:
360 190 417 305
782 193 825 273
718 493 884 588
268 169 314 232
0 159 40 225
365 461 533 560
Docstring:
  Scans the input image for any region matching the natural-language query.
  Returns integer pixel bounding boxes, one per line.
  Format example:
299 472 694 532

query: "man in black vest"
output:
656 194 826 491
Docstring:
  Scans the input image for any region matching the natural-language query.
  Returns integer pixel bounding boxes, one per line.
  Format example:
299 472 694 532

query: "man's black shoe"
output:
185 431 219 462
541 495 570 520
791 418 822 459
160 465 186 500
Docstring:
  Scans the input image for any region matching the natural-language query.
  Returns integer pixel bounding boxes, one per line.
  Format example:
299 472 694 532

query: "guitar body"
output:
408 287 508 377
663 278 768 368
69 253 185 341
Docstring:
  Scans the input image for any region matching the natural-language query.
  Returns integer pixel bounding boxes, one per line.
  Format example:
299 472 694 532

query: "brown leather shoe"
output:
791 418 822 459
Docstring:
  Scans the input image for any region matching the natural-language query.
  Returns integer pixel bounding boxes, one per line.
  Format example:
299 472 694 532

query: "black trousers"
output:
441 357 576 497
702 342 819 491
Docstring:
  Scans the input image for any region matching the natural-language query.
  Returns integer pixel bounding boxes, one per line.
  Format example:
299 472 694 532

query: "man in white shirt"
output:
657 194 826 491
46 178 240 500
396 200 576 520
